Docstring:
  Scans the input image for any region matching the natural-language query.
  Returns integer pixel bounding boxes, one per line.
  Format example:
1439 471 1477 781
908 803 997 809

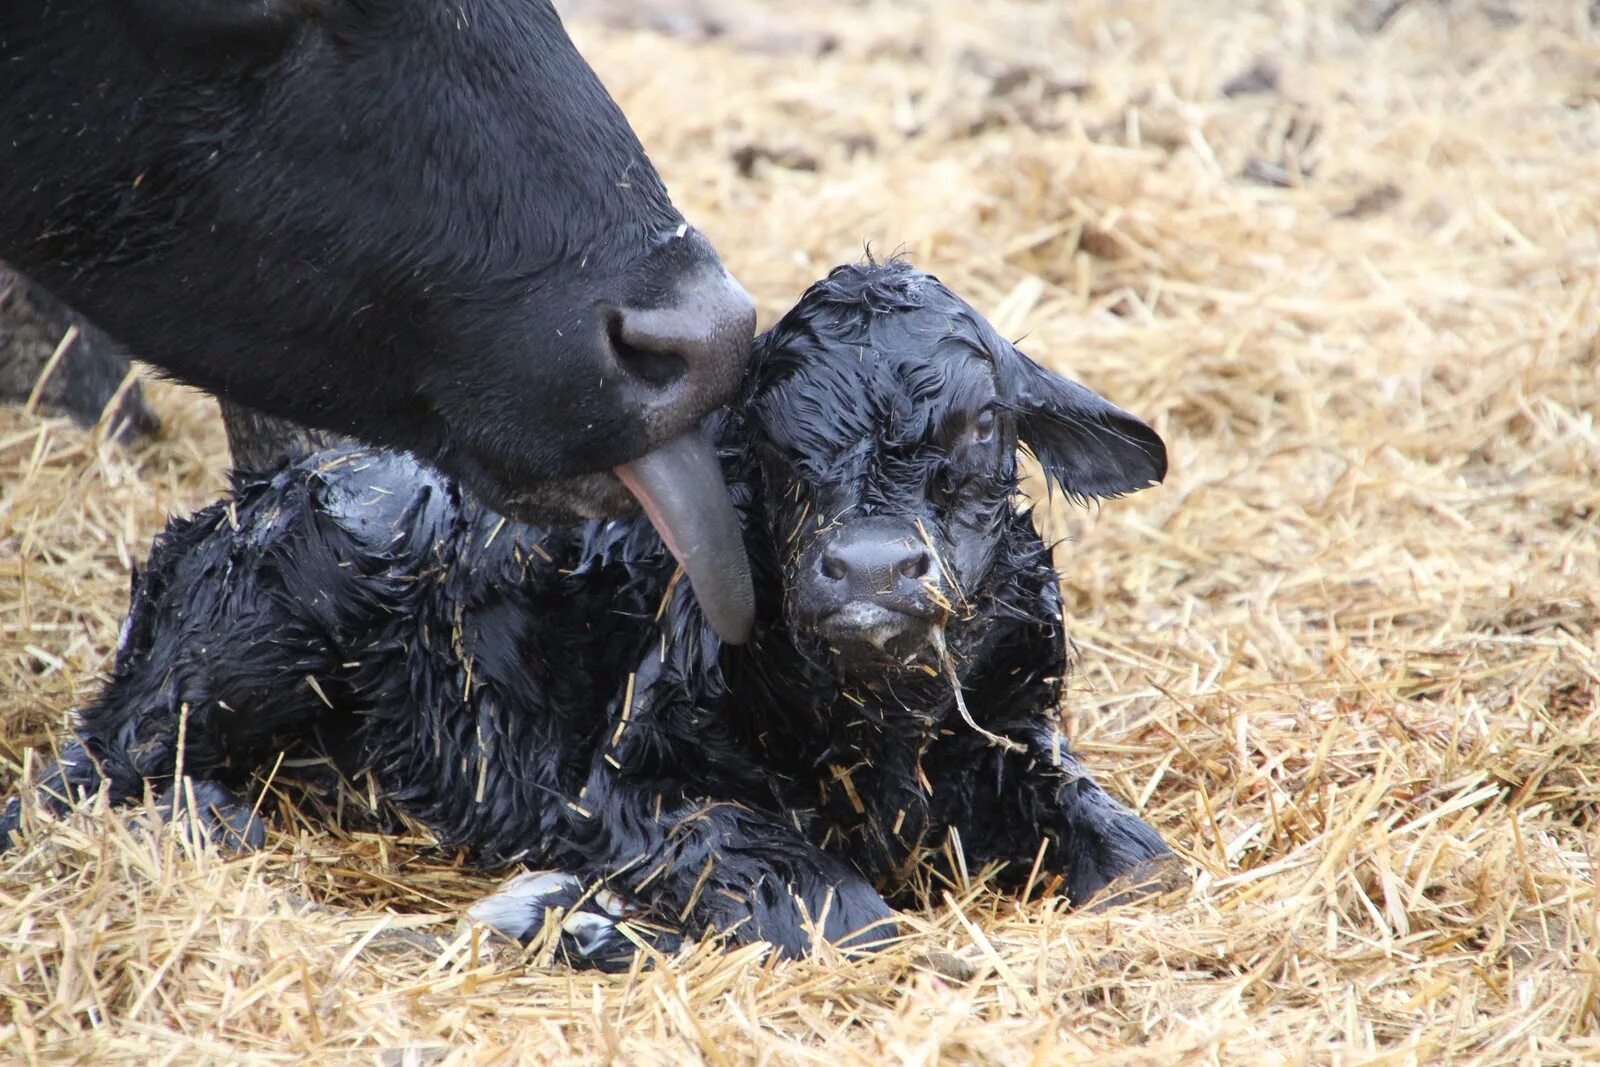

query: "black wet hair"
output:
2 261 1174 968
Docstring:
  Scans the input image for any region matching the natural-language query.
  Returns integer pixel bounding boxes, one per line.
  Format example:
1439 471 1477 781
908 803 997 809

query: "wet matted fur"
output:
2 261 1174 969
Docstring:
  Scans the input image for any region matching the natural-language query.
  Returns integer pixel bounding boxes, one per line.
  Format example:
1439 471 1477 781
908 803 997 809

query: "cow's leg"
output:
926 726 1178 908
1 740 117 848
567 662 891 956
2 740 269 854
0 269 158 440
467 771 894 967
543 646 897 961
217 400 344 474
149 779 268 852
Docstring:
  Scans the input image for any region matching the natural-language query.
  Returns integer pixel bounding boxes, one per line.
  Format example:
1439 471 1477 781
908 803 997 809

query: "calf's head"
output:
747 262 1166 672
1 1 755 637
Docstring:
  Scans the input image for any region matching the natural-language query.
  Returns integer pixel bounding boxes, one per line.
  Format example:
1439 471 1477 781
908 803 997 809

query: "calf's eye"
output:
970 408 997 445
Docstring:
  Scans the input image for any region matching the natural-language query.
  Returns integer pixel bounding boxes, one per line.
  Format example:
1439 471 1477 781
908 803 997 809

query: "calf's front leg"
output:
564 771 898 959
927 725 1177 907
536 643 896 961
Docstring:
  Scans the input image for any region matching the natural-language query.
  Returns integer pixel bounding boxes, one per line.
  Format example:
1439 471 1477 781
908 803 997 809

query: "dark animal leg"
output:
929 726 1177 908
570 777 897 960
1 741 265 853
149 779 268 852
1 496 357 852
559 648 898 961
0 269 159 441
1043 740 1180 907
0 740 115 847
218 400 344 475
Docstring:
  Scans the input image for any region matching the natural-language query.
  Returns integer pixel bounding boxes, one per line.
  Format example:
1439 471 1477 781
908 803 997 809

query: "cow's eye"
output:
970 408 997 445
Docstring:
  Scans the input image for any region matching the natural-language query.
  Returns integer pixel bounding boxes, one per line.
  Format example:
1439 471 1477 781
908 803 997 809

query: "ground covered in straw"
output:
3 1 1598 1062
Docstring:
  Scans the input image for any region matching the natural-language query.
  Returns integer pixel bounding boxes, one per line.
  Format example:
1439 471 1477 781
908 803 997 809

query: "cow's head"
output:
746 261 1167 673
1 0 756 640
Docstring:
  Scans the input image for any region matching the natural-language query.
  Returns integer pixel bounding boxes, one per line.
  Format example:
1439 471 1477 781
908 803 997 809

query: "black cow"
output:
1 0 755 638
1 261 1175 967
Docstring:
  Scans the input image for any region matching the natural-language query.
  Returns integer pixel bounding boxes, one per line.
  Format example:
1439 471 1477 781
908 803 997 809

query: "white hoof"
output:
468 870 585 941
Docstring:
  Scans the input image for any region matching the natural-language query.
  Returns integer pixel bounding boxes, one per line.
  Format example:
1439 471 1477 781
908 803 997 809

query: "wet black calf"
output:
1 1 756 635
1 262 1175 968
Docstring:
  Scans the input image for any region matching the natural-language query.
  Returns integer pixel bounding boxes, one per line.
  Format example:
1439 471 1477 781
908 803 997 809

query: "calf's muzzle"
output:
802 518 947 663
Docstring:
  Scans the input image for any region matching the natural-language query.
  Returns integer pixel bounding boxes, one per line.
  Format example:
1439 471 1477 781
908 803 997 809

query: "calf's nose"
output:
818 523 942 615
821 538 933 595
810 521 946 661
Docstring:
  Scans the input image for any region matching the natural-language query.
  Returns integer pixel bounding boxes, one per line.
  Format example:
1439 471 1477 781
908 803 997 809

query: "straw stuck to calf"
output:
3 260 1175 968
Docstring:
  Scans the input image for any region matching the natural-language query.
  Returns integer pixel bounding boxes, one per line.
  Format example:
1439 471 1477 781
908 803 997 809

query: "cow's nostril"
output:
606 238 755 435
898 549 932 581
607 311 688 387
820 551 848 581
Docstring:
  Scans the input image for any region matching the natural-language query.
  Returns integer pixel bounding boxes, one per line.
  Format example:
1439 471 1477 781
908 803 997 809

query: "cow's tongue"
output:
615 431 754 645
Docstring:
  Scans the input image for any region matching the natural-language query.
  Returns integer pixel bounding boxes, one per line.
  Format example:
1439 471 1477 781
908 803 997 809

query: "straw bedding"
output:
2 0 1596 1062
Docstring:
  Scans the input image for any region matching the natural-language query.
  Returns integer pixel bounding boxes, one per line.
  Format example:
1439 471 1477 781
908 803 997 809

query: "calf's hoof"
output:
1058 775 1178 908
469 871 683 972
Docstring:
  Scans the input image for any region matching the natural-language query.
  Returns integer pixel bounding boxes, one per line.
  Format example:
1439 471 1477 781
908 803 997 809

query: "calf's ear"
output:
996 340 1167 500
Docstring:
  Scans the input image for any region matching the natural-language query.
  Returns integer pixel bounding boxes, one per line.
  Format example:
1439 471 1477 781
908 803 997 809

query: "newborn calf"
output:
3 261 1173 968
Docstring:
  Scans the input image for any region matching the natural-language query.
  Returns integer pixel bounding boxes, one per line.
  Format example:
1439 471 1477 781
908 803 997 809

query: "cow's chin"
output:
452 433 757 647
467 470 636 526
430 436 637 525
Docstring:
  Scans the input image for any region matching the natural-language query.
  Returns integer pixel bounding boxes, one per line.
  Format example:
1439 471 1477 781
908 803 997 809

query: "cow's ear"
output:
995 340 1167 500
127 0 316 57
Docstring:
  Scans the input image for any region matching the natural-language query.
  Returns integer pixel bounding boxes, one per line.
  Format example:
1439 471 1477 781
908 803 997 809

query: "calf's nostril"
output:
818 538 933 588
607 310 688 387
897 549 932 581
820 551 848 581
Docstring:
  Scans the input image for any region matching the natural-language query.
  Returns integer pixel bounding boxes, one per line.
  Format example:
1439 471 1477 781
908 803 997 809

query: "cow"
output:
1 260 1176 967
0 0 756 639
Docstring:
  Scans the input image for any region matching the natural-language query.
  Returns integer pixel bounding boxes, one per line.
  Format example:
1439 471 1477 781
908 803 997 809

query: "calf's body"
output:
3 263 1174 966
